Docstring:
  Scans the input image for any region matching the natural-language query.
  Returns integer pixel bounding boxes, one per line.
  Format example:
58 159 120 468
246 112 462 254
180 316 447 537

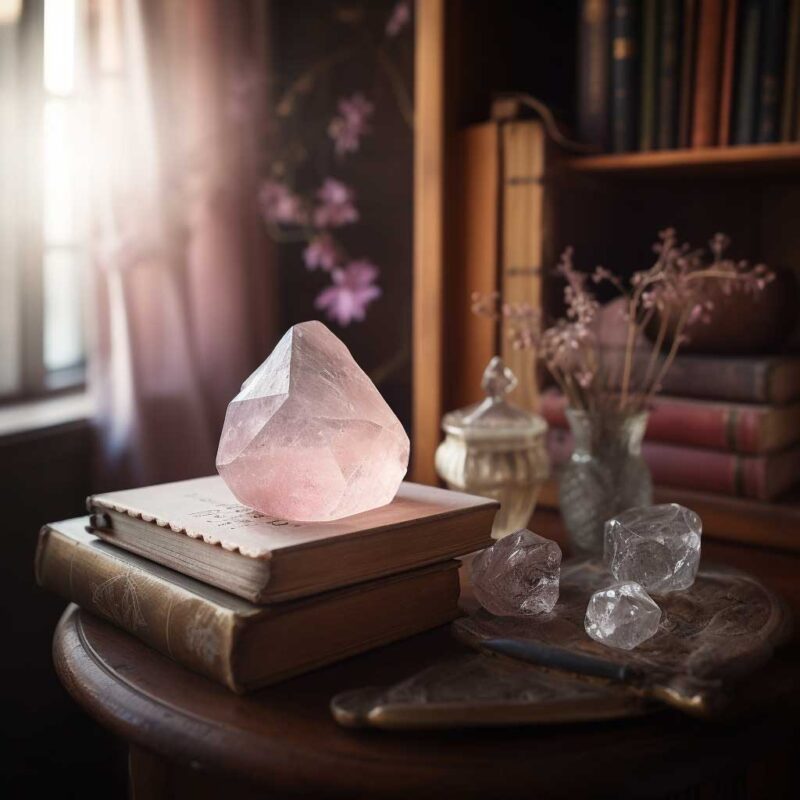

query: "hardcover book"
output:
639 0 660 151
577 0 611 149
678 0 698 147
540 390 800 454
657 0 683 149
611 0 640 152
782 0 800 141
36 519 462 692
733 0 763 144
691 0 725 147
548 429 800 500
717 0 739 145
500 120 551 412
87 477 497 603
755 0 787 143
659 354 800 404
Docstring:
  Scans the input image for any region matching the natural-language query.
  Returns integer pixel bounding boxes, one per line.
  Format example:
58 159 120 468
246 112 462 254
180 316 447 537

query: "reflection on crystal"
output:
471 529 561 616
604 503 702 593
585 581 661 650
217 321 409 521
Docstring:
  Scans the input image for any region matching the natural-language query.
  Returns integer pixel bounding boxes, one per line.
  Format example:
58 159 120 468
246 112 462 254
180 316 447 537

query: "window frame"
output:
0 0 87 406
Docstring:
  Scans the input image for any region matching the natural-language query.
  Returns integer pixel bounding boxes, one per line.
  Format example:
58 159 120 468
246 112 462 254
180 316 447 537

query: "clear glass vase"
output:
558 409 653 556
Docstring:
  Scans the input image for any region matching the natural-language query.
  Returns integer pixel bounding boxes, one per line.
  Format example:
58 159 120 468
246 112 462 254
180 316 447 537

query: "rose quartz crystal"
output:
216 320 410 521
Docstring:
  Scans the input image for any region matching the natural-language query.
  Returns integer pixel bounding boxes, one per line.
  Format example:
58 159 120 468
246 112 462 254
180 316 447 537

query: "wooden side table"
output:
54 595 799 799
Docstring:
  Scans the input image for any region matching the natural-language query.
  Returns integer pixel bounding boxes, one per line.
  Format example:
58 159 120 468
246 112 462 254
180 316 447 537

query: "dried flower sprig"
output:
473 230 774 413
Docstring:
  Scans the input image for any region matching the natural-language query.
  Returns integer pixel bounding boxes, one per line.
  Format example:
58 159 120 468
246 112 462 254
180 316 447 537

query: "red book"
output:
539 391 800 454
691 0 725 147
547 429 800 500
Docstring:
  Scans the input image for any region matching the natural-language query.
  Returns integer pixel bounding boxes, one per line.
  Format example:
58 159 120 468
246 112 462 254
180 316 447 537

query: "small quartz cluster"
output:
585 503 703 651
585 581 661 650
604 503 702 593
471 529 562 617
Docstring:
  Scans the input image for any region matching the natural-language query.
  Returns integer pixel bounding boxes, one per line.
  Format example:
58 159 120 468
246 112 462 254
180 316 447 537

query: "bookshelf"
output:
566 143 800 177
411 1 800 550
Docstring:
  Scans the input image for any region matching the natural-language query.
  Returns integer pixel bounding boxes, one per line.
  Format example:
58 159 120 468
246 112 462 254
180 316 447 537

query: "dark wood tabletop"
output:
53 510 800 800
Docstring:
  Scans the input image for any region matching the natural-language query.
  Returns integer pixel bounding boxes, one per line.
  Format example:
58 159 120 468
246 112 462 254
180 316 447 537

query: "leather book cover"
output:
540 390 800 454
36 519 462 692
733 0 763 144
717 0 739 145
659 354 800 404
611 0 640 152
756 0 788 143
780 0 800 140
639 0 660 151
547 429 800 499
577 0 611 149
678 0 698 147
657 0 683 149
691 0 725 147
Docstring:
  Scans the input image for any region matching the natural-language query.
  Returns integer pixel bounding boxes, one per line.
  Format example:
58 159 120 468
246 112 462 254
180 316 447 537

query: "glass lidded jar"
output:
435 358 549 539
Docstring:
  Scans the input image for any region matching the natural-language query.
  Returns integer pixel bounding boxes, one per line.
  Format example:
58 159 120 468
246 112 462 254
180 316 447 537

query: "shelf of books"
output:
537 353 800 553
414 1 800 551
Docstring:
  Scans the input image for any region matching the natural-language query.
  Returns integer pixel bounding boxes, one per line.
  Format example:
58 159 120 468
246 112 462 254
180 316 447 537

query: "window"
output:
0 0 87 402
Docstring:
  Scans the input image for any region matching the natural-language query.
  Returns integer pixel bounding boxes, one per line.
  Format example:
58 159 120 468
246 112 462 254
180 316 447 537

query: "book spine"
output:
546 431 792 499
756 0 788 143
639 0 660 151
611 0 639 151
678 0 698 147
577 0 611 149
452 124 501 408
659 358 780 403
691 0 725 147
657 0 683 149
539 392 785 454
717 0 739 145
500 122 546 412
733 0 763 144
782 0 800 140
35 525 241 690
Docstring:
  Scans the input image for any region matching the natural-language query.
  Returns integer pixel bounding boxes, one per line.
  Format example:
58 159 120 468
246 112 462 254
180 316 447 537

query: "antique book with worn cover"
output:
541 390 800 455
36 519 462 693
86 476 496 603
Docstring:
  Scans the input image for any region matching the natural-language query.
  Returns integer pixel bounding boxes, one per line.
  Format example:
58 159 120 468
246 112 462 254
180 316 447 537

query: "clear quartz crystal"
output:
604 503 702 594
585 581 661 650
471 529 561 616
435 358 549 539
216 321 409 521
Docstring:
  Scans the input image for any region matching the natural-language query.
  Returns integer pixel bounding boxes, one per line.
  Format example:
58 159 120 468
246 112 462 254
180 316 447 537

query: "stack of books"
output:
36 476 497 692
577 0 800 152
542 353 800 502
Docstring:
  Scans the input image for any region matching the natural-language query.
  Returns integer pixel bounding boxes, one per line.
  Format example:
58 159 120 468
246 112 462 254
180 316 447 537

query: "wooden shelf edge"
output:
535 480 800 554
564 143 800 176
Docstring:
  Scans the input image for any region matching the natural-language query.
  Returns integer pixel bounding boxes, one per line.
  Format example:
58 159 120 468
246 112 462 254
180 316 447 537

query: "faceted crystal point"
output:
604 503 702 594
585 581 661 650
471 529 561 616
216 320 410 521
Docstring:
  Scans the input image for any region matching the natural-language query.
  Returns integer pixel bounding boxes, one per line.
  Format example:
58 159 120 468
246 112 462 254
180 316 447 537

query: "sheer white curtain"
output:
86 0 274 488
